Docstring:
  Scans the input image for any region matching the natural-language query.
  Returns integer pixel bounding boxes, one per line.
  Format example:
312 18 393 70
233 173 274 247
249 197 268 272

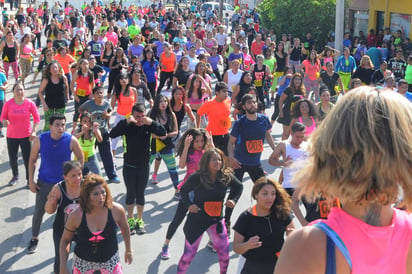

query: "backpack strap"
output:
314 222 352 270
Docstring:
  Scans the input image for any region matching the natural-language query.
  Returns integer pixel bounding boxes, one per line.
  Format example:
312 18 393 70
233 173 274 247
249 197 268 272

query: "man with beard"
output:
225 94 276 233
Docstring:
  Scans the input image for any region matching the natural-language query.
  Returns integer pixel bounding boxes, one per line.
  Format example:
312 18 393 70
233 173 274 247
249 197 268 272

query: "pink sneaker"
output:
151 174 159 184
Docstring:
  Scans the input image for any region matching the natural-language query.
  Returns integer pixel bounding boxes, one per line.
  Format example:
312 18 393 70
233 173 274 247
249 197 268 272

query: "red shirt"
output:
195 29 205 41
251 40 264 56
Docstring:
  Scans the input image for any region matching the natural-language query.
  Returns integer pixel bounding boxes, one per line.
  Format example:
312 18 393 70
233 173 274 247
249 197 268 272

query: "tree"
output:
258 0 337 50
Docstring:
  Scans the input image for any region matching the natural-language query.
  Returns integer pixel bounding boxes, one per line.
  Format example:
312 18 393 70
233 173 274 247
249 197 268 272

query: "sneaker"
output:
207 240 216 253
173 192 181 200
8 176 19 186
27 239 38 254
128 218 136 235
135 218 146 235
151 174 159 185
109 177 121 184
225 221 231 238
161 244 170 260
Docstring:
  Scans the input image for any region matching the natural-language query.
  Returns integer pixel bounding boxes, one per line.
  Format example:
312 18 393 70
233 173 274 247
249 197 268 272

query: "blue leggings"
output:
149 149 179 188
177 220 230 274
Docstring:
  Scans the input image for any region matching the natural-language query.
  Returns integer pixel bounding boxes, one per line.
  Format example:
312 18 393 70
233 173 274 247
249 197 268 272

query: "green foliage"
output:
258 0 337 50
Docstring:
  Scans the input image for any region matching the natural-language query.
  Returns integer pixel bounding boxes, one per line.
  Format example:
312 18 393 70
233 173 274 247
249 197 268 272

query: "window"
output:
390 13 411 37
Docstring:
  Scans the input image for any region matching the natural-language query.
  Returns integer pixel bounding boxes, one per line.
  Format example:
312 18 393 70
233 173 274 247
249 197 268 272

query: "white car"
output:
200 2 235 19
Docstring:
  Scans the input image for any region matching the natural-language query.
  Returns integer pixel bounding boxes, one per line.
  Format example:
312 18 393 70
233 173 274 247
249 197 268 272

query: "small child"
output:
73 112 103 175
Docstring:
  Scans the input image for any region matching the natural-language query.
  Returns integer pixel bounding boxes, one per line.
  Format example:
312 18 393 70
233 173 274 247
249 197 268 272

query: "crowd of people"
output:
1 0 412 273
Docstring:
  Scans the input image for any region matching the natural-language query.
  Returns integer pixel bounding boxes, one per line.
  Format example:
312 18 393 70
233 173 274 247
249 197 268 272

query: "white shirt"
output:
187 55 199 72
149 21 159 30
216 33 227 46
73 27 86 41
135 19 145 28
117 20 128 29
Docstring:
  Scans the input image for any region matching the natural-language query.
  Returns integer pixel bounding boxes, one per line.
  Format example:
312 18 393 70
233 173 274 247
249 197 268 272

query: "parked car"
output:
200 2 235 19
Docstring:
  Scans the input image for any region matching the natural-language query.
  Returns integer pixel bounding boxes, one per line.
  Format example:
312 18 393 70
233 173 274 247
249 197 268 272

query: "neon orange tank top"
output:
117 89 136 116
76 75 92 97
161 52 176 72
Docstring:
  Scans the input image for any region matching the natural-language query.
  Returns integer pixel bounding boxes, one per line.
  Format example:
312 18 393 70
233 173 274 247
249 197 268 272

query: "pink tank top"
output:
177 149 203 189
318 207 412 274
299 116 316 136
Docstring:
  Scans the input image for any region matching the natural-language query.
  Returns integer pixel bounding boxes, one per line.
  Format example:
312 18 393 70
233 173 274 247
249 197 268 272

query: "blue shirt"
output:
231 114 271 166
366 47 382 70
88 40 104 56
277 76 291 96
400 91 412 102
38 132 72 184
155 40 164 58
141 59 159 83
335 55 357 73
0 72 6 101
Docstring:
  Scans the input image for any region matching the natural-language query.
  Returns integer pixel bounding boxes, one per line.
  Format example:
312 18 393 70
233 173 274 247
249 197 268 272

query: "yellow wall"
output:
368 0 412 39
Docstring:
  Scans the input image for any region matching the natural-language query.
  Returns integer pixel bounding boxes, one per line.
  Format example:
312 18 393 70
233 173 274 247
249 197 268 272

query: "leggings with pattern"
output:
149 148 179 188
177 221 230 274
3 61 20 80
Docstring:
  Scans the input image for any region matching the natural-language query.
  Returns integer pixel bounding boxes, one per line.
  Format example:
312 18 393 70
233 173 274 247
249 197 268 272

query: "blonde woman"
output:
275 87 412 273
351 55 374 86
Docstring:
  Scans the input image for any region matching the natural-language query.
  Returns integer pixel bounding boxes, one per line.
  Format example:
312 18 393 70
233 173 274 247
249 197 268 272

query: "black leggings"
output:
271 93 281 122
166 201 187 240
156 71 173 95
213 69 222 82
53 226 65 274
147 81 156 99
225 165 265 225
73 95 89 122
123 164 149 205
108 70 121 96
212 134 230 156
33 33 41 49
7 137 31 180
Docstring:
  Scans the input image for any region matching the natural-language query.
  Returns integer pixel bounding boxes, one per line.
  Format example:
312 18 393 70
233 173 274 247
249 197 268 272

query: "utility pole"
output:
219 0 223 22
335 0 344 53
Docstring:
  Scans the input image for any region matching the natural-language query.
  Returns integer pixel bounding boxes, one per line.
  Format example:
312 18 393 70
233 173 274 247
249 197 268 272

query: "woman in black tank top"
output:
170 86 195 132
0 30 19 81
108 48 128 98
100 40 114 87
60 174 133 273
38 61 70 131
44 161 82 274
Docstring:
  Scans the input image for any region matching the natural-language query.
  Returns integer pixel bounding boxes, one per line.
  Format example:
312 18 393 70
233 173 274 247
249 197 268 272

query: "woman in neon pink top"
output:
1 83 40 187
275 86 412 274
290 98 318 140
105 26 118 47
301 50 321 101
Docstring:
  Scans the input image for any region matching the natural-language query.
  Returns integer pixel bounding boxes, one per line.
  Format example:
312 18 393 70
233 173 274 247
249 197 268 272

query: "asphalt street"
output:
0 7 298 271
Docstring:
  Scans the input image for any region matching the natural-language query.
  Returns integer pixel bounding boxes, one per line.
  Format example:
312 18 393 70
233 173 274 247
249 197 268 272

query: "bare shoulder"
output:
275 226 326 274
67 206 83 227
111 202 126 216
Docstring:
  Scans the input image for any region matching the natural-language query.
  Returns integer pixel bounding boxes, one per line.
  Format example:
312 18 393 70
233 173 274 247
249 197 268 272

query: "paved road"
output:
0 14 295 273
0 71 290 274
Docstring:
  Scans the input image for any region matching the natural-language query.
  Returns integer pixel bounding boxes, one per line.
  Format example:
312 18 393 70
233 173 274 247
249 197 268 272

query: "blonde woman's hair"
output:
294 86 412 209
360 55 374 69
